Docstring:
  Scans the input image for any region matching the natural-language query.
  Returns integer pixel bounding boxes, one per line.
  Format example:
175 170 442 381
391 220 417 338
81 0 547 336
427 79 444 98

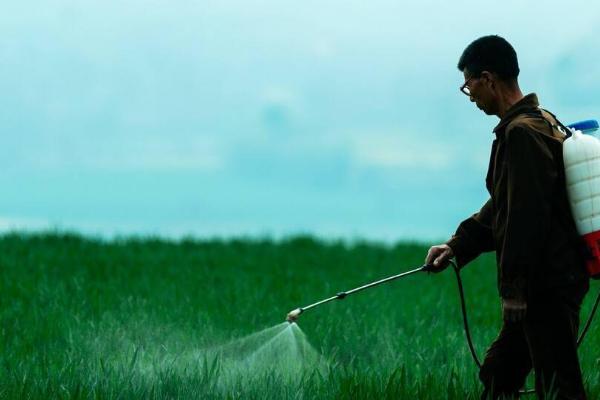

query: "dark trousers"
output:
479 281 589 400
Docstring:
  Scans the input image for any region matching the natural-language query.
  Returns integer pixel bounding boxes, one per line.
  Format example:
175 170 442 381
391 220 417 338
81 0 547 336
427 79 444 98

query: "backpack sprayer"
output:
285 118 600 396
563 119 600 277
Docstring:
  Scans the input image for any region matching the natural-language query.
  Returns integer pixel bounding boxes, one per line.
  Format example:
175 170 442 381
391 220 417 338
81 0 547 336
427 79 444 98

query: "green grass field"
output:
2 232 599 399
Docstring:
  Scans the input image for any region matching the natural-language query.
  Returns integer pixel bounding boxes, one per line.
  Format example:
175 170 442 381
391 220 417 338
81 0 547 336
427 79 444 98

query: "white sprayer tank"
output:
563 119 600 277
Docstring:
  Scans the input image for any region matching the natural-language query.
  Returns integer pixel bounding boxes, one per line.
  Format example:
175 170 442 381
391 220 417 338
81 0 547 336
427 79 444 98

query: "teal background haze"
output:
2 0 600 242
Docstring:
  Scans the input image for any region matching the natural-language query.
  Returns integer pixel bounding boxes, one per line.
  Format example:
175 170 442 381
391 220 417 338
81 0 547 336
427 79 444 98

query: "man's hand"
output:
502 297 527 323
425 244 454 273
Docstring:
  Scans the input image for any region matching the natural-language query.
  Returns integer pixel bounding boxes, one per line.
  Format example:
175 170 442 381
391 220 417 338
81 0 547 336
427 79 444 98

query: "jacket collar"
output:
492 93 539 135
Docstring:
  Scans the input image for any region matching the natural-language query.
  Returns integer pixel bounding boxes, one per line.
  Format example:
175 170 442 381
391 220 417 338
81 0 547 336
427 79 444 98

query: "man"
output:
425 35 589 399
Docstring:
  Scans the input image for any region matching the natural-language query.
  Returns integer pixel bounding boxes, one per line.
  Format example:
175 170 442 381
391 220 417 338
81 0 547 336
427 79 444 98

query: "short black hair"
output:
457 35 519 80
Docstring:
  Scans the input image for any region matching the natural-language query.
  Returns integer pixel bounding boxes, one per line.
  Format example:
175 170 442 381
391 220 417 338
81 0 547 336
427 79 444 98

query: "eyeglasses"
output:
460 76 477 96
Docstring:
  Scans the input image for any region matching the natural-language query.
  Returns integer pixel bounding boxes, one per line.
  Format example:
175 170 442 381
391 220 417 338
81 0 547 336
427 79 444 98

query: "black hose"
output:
577 286 600 346
450 260 482 369
450 260 600 396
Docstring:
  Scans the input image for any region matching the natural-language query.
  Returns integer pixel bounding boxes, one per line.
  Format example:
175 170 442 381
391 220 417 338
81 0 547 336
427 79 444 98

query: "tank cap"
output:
567 119 599 132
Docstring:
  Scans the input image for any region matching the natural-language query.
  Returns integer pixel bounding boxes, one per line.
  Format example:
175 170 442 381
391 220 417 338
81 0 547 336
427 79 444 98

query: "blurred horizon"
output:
2 0 600 243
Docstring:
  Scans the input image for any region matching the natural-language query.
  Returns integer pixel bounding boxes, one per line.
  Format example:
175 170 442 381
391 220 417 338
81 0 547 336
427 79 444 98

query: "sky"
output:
1 0 599 242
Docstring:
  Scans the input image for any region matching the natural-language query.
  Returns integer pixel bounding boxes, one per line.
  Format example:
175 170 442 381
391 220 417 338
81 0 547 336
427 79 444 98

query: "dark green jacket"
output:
446 93 588 300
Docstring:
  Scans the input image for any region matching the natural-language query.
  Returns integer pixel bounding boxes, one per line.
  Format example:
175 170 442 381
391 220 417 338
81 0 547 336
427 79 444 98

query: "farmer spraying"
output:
426 35 590 399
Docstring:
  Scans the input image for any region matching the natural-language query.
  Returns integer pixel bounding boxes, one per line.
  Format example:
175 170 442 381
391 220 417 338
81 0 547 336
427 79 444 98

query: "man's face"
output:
461 69 497 116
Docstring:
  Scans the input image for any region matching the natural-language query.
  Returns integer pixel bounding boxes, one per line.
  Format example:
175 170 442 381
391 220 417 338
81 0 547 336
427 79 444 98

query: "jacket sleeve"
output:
498 126 555 300
446 198 495 268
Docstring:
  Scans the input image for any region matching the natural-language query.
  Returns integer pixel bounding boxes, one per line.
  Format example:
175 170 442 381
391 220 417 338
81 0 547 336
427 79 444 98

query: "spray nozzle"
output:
286 308 303 323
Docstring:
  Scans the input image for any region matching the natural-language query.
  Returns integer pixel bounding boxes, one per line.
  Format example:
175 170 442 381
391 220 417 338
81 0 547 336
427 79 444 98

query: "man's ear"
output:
480 71 495 90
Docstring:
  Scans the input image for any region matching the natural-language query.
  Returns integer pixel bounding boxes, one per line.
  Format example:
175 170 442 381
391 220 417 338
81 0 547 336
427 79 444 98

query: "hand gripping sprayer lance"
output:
286 263 437 323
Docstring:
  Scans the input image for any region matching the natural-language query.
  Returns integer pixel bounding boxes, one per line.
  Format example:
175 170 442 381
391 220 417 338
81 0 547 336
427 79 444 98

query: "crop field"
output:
2 232 600 399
